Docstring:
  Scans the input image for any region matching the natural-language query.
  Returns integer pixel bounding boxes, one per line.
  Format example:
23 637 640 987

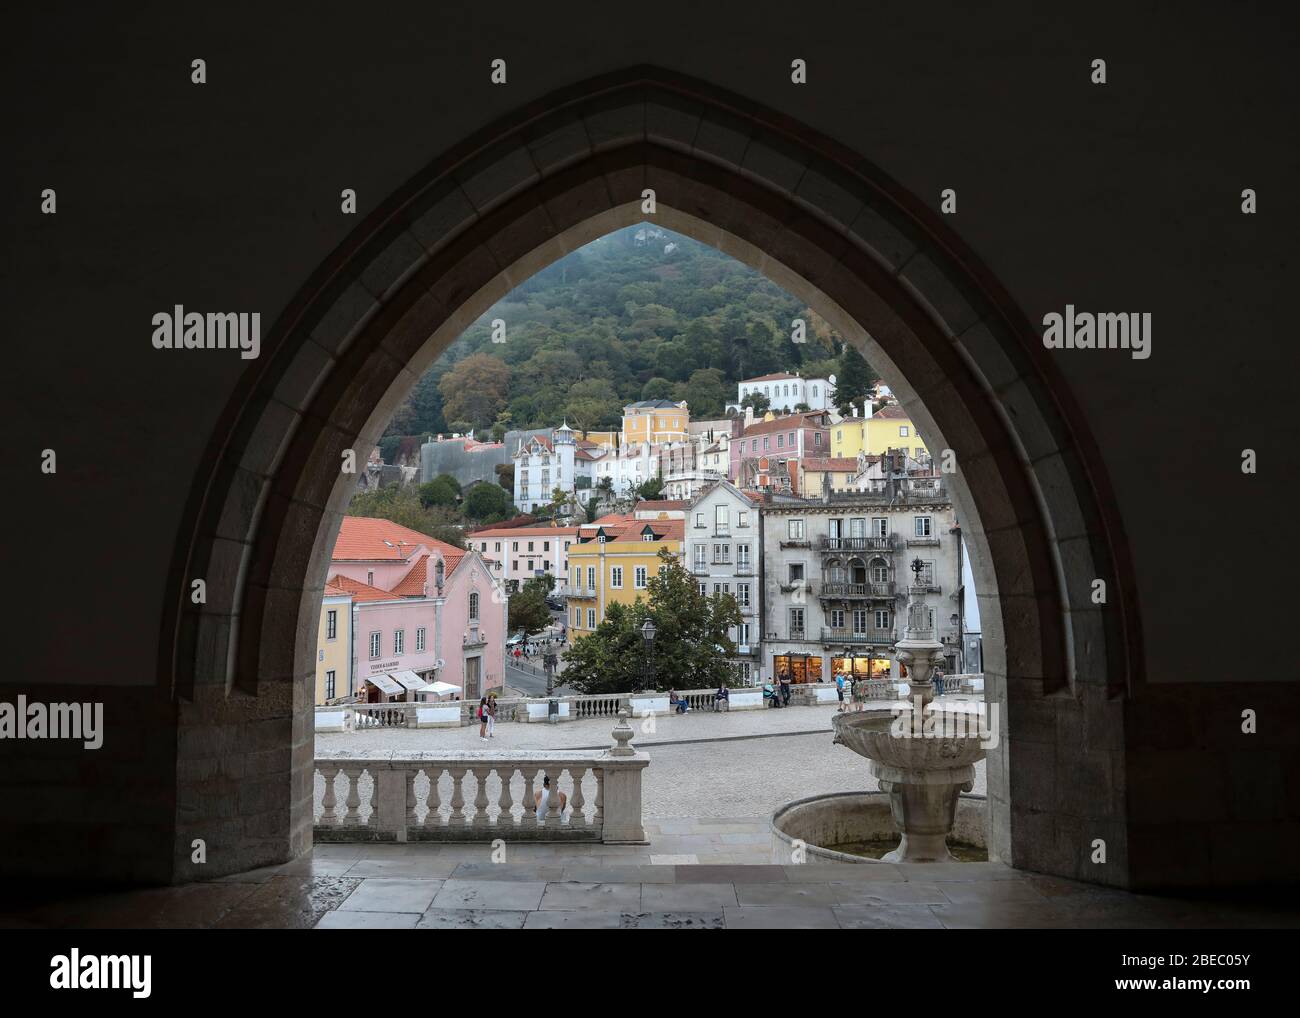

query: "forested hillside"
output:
383 223 877 440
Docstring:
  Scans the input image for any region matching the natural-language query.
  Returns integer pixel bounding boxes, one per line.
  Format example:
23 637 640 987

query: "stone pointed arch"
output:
164 66 1142 885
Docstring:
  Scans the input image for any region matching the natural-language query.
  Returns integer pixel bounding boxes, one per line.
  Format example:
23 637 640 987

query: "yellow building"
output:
621 399 689 446
566 518 685 636
798 457 862 498
315 584 353 703
831 405 930 461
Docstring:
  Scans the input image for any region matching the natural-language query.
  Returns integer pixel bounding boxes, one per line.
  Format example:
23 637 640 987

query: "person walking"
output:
835 671 847 712
477 697 489 741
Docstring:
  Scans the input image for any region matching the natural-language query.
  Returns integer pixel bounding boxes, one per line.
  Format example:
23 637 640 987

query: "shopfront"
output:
830 653 892 680
772 653 824 684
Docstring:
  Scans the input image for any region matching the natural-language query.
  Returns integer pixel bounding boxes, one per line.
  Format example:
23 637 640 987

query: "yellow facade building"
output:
831 405 931 461
621 399 689 446
566 518 684 636
315 584 353 703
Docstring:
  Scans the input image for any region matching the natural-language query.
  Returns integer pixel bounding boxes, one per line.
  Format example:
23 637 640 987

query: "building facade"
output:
729 410 831 492
566 518 684 637
513 424 581 513
831 403 932 464
468 525 578 594
760 485 962 687
734 372 835 413
685 481 763 684
314 584 353 703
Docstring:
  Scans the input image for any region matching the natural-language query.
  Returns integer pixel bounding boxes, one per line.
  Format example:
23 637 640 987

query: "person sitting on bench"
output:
668 689 689 713
714 684 730 710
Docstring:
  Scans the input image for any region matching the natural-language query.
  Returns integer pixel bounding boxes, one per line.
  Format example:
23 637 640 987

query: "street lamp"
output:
910 557 924 585
641 619 657 691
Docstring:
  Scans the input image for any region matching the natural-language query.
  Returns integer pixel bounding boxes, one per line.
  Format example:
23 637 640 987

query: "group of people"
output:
764 672 793 708
834 671 873 712
476 695 498 740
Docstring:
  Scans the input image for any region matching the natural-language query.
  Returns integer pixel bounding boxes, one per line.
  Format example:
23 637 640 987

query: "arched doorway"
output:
164 67 1140 886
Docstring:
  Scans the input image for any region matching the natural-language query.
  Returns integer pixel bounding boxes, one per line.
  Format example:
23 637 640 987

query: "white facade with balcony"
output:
685 481 763 685
733 373 836 413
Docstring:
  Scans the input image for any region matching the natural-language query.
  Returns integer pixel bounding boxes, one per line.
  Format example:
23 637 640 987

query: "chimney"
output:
863 401 872 419
744 405 755 429
851 403 858 418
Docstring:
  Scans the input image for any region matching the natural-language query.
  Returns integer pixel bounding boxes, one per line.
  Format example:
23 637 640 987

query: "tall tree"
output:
438 353 511 429
836 344 878 415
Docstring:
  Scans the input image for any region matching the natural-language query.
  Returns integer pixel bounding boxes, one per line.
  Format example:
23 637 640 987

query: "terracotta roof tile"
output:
390 554 429 596
327 574 400 603
802 457 862 472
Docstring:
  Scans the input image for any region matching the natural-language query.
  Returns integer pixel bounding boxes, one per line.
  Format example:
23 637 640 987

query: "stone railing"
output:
313 714 649 844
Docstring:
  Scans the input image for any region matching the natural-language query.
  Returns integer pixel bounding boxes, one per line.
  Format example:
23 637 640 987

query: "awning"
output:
417 681 462 697
364 673 403 695
389 670 426 692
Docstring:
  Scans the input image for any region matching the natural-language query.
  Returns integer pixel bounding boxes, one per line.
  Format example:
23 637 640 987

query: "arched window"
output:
826 558 845 583
870 557 889 583
469 591 479 621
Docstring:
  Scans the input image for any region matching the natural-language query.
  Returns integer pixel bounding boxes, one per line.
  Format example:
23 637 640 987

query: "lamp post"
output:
640 618 657 691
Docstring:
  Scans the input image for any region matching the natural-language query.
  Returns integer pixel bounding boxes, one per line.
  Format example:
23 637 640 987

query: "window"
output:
512 541 519 552
326 609 337 640
737 582 751 607
543 541 550 552
642 532 654 542
788 563 805 583
788 518 805 540
763 436 770 451
698 582 707 596
788 432 795 446
416 627 426 652
871 517 888 537
777 434 784 448
527 541 534 552
836 429 842 441
366 571 374 586
611 566 623 588
713 543 731 563
738 510 748 527
853 609 867 634
369 632 381 659
813 385 819 398
814 432 822 446
914 516 933 537
527 560 534 571
573 608 580 627
694 544 707 569
469 592 480 621
871 559 889 583
916 561 935 585
495 542 502 553
695 512 705 528
874 609 891 629
739 623 751 645
587 609 596 629
394 629 405 654
900 426 909 437
325 670 336 700
634 566 648 589
715 505 729 531
587 567 596 590
737 543 750 568
480 542 487 552
512 560 518 571
789 608 805 636
830 609 845 629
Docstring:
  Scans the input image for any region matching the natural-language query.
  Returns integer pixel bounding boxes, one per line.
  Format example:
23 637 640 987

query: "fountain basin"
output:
770 791 987 864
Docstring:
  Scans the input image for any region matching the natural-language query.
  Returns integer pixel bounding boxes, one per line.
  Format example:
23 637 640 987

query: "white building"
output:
733 372 836 413
513 423 589 512
759 483 964 687
468 525 579 594
685 481 764 685
586 440 657 496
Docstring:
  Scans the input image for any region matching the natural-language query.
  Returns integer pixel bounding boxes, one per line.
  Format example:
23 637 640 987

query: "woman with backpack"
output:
477 697 489 741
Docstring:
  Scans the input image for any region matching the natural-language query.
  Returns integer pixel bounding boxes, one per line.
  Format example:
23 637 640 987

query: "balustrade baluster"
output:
319 764 338 825
569 767 587 827
497 767 515 828
449 767 467 827
343 766 363 825
593 768 604 829
405 768 419 830
423 767 443 828
522 770 537 825
544 769 564 828
472 767 491 827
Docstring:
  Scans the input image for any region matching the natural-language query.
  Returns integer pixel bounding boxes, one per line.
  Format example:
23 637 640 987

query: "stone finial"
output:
608 707 636 756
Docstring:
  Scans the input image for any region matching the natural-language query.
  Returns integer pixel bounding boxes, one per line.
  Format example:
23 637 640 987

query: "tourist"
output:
779 672 792 707
534 774 567 818
477 697 489 740
714 684 730 711
835 672 847 712
763 682 779 708
853 674 867 712
487 694 497 739
669 689 689 714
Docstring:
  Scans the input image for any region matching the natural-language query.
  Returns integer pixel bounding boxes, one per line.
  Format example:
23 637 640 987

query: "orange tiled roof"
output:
390 554 429 596
637 499 688 510
470 525 580 539
333 516 463 565
327 574 401 603
322 582 352 598
872 405 909 419
802 457 862 473
740 413 828 438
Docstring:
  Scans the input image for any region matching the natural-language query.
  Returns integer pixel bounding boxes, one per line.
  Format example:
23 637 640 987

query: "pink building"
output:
327 517 507 700
728 410 832 494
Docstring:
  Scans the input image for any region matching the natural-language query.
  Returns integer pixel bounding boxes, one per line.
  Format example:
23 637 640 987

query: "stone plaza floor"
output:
5 834 1298 929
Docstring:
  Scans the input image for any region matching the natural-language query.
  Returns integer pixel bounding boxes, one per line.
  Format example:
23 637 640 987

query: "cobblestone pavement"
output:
315 702 987 820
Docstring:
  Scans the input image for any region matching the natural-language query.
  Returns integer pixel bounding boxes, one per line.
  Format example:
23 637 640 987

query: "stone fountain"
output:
829 595 986 862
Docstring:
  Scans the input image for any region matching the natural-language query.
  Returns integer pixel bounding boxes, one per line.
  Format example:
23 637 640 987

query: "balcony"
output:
735 563 754 576
779 540 811 550
821 628 895 646
817 536 899 553
818 581 896 599
690 564 710 576
569 586 597 598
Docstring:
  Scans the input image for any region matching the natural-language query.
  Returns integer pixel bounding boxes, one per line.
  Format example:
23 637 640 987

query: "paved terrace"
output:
4 704 1295 929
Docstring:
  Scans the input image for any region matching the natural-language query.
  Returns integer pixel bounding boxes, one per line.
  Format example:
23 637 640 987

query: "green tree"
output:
741 390 770 414
673 367 727 418
634 476 665 500
462 480 516 522
561 549 741 693
439 353 511 429
418 474 460 508
836 343 878 415
508 576 552 636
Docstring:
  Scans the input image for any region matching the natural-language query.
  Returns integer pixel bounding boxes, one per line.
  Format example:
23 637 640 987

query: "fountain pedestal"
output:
870 759 976 862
